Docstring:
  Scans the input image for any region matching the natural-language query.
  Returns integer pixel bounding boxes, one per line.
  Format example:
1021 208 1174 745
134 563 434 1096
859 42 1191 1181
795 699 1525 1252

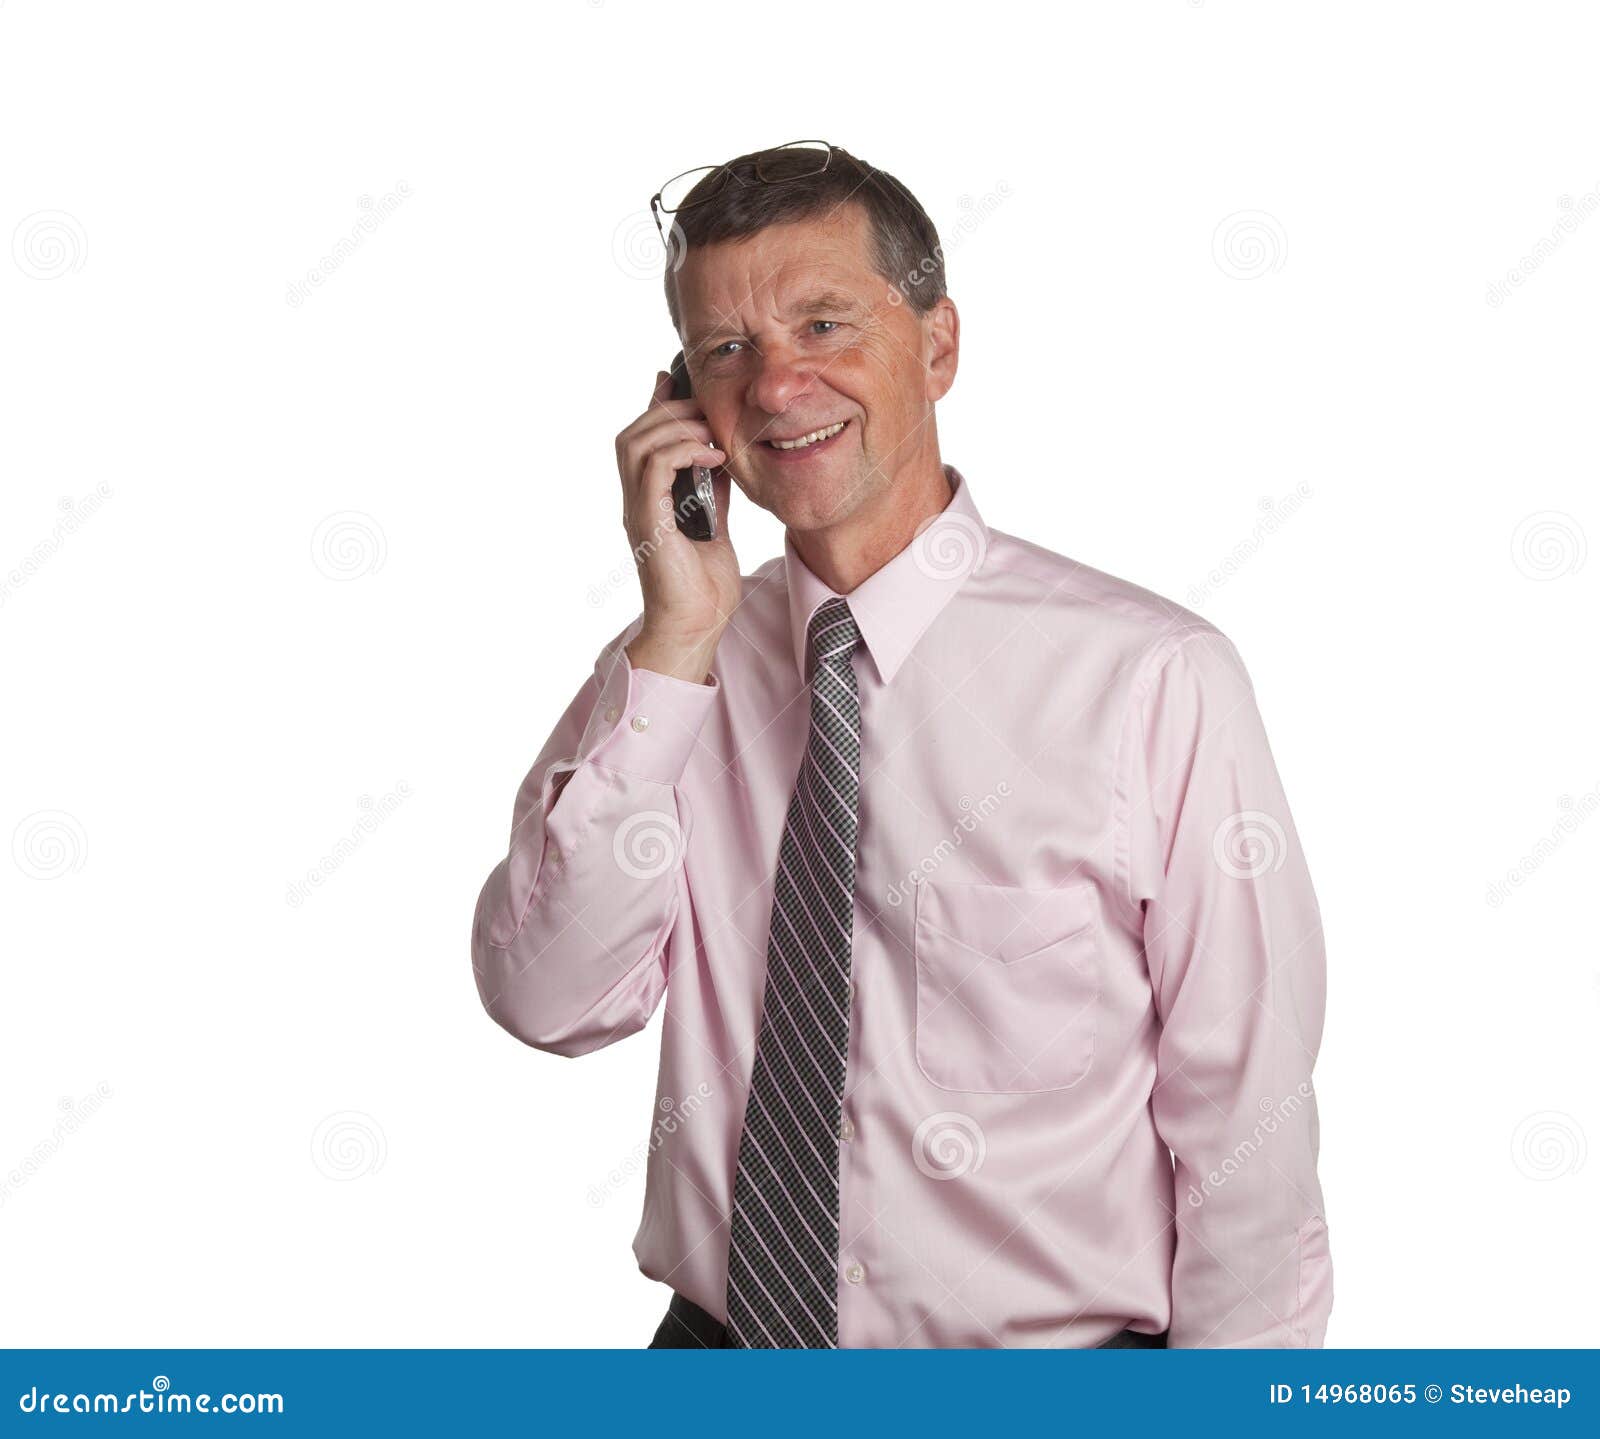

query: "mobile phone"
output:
667 350 718 542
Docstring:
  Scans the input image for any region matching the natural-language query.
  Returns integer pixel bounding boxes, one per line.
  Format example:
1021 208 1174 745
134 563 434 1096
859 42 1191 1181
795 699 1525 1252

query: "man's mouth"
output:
761 419 850 452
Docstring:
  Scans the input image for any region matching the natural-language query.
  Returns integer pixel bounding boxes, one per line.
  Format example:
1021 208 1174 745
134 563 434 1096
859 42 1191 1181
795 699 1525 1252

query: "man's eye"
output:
712 341 744 358
811 320 840 335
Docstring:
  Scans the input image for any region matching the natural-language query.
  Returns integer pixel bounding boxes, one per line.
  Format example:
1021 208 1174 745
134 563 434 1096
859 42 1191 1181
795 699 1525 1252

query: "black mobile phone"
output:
668 349 718 542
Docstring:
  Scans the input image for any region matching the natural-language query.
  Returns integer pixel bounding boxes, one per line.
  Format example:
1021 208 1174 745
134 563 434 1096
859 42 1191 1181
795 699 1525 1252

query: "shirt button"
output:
604 705 618 723
631 715 650 732
844 1261 865 1285
839 1115 855 1142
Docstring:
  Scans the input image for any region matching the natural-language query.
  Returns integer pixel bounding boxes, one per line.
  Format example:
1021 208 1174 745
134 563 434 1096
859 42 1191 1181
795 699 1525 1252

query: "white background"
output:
3 1 1596 1348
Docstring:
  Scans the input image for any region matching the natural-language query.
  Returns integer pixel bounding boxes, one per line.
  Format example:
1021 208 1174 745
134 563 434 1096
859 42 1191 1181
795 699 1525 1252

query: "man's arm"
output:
470 621 719 1056
1123 626 1333 1348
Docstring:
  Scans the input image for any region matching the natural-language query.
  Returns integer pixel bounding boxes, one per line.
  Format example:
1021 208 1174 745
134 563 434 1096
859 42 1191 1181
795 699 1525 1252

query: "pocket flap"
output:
915 880 1097 965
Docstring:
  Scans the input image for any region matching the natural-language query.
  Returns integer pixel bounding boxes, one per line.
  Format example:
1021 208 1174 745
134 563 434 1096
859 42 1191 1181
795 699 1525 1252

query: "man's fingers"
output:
619 414 717 473
646 436 726 477
626 436 727 525
618 398 706 452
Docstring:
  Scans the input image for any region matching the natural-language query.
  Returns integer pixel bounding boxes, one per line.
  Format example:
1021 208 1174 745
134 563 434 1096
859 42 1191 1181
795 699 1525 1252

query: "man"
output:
470 142 1332 1349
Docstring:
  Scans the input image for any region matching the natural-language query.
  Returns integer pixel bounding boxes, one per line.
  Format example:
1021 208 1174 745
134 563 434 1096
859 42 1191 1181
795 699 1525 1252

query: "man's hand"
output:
614 370 742 684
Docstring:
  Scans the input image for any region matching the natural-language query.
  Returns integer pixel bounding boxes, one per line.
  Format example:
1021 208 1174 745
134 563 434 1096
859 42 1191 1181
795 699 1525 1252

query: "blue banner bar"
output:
3 1350 1590 1434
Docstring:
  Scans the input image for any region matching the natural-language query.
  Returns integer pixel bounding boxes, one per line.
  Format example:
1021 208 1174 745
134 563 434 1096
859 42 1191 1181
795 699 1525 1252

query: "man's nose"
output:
746 352 816 415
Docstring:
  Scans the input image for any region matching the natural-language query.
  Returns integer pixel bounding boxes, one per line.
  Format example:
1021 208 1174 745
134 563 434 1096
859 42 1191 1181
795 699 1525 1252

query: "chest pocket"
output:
913 879 1102 1093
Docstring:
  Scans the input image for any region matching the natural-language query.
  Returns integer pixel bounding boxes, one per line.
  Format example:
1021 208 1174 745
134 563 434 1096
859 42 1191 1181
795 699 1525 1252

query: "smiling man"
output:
470 142 1333 1349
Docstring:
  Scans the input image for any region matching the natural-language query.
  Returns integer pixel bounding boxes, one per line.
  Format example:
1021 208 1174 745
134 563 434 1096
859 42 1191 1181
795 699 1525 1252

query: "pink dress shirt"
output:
471 465 1333 1348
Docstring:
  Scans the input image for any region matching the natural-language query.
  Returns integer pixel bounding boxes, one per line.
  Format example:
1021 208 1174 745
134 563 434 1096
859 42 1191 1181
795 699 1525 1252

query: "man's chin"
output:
753 466 874 534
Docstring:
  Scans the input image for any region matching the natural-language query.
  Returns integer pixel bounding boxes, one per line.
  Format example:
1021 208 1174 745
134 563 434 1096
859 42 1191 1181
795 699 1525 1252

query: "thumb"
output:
652 370 672 406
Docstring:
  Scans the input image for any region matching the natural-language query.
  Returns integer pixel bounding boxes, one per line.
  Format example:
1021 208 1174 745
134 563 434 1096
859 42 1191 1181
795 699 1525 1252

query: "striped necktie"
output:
725 596 864 1348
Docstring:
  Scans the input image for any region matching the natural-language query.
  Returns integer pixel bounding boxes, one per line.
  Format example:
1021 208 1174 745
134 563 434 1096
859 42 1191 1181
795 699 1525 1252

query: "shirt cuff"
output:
579 645 720 785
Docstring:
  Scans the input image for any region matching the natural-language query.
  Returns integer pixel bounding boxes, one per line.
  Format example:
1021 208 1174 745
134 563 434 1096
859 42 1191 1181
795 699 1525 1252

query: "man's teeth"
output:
769 420 847 450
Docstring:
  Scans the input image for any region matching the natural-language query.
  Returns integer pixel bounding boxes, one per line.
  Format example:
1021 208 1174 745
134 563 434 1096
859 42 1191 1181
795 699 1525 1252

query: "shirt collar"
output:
783 464 989 687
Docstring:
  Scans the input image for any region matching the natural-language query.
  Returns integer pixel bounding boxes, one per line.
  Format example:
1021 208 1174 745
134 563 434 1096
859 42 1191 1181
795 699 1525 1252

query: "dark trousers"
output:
648 1291 1168 1349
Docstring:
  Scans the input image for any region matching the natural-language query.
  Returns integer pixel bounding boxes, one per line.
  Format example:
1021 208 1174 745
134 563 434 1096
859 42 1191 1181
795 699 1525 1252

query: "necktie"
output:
724 596 864 1348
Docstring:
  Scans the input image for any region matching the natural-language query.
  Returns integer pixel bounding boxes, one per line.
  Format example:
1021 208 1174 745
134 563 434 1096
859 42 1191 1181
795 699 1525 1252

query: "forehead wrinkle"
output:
679 210 881 345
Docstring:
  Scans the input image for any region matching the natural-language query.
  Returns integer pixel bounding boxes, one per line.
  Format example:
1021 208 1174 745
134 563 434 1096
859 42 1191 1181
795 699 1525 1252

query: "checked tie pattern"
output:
725 596 864 1348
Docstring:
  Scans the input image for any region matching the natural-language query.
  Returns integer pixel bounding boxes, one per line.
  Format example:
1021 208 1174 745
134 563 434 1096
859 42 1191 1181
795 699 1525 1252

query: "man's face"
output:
674 202 957 535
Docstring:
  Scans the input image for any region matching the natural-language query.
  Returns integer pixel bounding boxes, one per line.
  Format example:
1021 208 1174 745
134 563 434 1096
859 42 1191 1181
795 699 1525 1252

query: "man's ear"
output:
923 297 959 403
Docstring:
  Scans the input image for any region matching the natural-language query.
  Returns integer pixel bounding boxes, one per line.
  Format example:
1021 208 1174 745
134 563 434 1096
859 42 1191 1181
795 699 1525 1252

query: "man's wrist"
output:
625 630 722 686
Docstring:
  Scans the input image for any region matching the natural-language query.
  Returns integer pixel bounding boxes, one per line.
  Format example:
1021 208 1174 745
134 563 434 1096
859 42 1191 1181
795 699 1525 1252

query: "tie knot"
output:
807 596 861 675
